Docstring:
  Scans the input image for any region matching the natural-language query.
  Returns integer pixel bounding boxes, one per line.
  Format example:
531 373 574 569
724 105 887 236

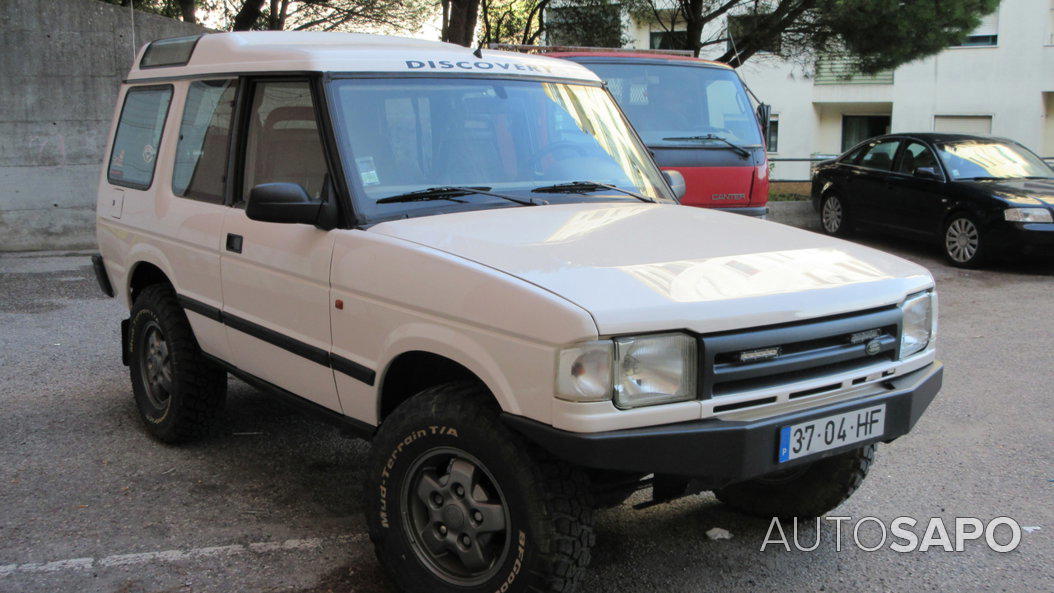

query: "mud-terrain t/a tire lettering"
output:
366 382 595 593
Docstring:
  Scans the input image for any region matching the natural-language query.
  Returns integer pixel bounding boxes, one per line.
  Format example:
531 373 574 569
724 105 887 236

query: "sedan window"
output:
896 142 939 176
857 140 901 171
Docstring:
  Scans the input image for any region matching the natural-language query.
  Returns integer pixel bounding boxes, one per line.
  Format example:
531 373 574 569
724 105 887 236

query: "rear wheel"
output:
128 284 226 443
943 213 987 267
714 444 875 519
366 382 594 593
820 192 852 236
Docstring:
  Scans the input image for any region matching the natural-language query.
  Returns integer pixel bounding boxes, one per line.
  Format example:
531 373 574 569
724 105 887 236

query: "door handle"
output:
226 233 243 254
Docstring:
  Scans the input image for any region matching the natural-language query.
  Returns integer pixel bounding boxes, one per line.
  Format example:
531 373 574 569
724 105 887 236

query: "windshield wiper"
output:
958 176 1002 181
661 134 750 158
530 181 655 203
376 186 536 206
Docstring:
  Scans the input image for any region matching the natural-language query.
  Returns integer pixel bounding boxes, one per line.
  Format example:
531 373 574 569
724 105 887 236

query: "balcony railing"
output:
814 57 893 85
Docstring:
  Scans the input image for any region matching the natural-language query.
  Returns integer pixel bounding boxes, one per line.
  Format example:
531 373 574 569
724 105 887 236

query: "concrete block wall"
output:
0 0 204 251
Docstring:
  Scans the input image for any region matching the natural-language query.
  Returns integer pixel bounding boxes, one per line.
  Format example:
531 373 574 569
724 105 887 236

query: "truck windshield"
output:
327 77 673 221
935 140 1054 180
582 63 763 149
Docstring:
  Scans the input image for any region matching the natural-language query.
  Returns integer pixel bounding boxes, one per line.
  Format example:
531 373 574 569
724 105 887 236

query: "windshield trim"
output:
325 75 675 226
325 71 605 87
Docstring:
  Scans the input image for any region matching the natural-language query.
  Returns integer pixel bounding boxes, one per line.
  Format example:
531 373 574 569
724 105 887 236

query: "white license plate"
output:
778 404 885 463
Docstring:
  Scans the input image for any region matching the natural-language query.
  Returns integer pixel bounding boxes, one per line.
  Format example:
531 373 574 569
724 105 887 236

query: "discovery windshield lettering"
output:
405 59 557 73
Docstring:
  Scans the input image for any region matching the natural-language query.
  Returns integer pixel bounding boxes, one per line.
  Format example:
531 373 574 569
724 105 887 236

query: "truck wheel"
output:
714 444 875 519
128 284 226 443
366 382 595 593
820 192 852 236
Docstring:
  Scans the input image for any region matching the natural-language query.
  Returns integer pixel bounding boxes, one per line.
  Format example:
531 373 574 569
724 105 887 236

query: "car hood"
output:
369 203 934 336
959 178 1054 207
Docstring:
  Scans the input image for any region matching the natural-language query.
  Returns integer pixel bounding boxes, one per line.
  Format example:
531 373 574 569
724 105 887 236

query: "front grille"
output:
699 306 901 397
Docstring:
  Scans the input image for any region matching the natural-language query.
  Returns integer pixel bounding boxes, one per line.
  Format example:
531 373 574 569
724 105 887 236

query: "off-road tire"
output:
714 444 875 519
128 284 226 443
366 382 595 593
820 192 853 237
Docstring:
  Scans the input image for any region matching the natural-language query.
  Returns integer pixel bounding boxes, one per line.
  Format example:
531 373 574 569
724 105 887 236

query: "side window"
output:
857 140 901 171
841 144 869 164
172 79 237 203
107 86 173 189
896 141 939 176
241 81 328 204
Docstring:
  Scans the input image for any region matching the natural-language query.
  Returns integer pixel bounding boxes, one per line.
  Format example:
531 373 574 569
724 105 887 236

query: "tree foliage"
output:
98 0 431 34
626 0 1000 71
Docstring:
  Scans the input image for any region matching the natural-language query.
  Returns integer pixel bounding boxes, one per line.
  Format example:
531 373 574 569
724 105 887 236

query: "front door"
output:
219 78 341 412
887 140 947 236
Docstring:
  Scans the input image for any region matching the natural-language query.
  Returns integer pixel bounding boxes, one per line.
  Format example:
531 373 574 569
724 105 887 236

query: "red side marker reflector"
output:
335 299 344 310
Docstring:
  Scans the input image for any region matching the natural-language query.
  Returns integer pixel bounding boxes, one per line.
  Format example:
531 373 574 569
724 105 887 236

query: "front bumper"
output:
503 361 942 490
988 222 1054 254
713 205 769 218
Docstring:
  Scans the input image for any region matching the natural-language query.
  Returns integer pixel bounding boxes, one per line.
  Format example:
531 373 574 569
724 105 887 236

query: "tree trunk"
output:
443 0 481 46
232 0 266 31
177 0 196 23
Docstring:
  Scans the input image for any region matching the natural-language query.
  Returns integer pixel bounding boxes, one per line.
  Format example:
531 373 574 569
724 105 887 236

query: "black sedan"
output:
811 133 1054 267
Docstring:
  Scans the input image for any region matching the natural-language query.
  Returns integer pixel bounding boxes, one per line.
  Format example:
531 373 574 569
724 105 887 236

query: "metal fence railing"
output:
769 156 1054 184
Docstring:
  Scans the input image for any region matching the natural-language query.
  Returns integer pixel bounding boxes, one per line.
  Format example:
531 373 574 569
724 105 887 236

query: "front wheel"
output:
366 383 594 593
943 213 987 267
714 444 875 519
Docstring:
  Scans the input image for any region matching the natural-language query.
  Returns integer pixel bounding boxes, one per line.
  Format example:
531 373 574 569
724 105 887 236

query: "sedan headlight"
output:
1004 208 1053 223
900 291 937 359
556 333 698 409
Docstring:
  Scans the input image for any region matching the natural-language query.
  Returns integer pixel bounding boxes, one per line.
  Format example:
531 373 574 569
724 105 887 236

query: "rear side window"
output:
107 86 173 189
857 140 901 171
172 79 237 203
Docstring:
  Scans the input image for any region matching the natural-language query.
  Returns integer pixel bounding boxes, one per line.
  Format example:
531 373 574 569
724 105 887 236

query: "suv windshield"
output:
581 63 763 148
936 140 1054 180
328 77 673 221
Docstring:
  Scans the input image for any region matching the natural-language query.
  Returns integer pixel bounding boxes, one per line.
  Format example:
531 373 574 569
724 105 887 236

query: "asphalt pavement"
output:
0 230 1051 593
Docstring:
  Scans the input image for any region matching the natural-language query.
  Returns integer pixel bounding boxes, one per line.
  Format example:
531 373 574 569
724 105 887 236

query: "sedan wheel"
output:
821 194 850 236
943 215 984 267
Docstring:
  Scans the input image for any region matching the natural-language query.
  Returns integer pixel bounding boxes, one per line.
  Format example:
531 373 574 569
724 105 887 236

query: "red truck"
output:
496 46 772 217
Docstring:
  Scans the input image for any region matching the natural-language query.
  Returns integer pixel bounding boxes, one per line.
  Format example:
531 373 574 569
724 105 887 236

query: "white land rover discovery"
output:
93 32 942 593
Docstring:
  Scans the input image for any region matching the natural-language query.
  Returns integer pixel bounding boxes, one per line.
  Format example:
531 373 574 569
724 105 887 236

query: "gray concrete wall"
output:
0 0 204 251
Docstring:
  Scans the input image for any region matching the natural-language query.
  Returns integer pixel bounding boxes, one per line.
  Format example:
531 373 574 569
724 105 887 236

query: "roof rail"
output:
488 44 694 57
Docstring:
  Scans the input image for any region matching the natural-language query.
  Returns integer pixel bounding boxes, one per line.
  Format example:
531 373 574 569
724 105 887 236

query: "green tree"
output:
546 0 627 47
626 0 1000 71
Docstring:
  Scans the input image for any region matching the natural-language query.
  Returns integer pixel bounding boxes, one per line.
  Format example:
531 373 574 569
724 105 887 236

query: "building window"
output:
933 115 992 135
650 30 688 49
953 11 998 46
766 115 779 152
727 13 781 53
841 115 890 152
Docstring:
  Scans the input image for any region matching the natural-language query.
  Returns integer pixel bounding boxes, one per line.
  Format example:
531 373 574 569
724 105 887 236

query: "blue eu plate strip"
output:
778 426 791 463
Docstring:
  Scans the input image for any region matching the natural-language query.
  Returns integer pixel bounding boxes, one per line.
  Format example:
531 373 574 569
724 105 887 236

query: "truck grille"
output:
699 306 902 397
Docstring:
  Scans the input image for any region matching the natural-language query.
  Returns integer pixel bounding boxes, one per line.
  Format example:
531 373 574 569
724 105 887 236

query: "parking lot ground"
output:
1 234 1052 593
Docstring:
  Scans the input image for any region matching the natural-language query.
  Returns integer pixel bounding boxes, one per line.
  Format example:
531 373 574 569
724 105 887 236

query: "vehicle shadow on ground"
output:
184 381 782 593
845 229 1054 278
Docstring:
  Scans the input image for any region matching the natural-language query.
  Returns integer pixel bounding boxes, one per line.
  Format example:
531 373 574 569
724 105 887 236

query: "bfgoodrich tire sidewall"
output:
368 421 539 593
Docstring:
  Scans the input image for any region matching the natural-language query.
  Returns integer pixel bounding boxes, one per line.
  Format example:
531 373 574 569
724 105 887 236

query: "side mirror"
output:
663 169 687 200
246 183 322 225
913 166 941 181
756 103 772 145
